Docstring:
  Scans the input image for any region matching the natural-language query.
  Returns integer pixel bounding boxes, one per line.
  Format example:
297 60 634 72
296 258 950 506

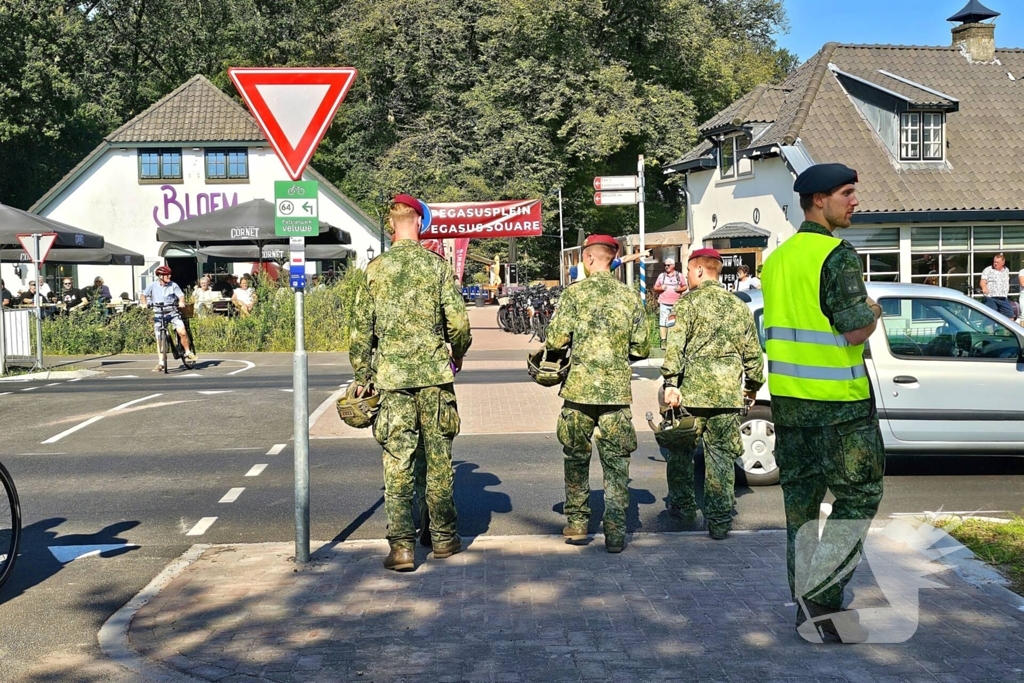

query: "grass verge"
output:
945 516 1024 596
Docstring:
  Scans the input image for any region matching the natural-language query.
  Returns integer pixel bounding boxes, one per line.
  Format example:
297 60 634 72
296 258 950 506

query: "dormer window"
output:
900 112 944 161
719 134 753 180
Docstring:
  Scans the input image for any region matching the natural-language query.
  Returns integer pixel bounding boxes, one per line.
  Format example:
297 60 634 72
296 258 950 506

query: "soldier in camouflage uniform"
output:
350 194 472 572
545 234 650 553
660 248 764 540
762 164 884 642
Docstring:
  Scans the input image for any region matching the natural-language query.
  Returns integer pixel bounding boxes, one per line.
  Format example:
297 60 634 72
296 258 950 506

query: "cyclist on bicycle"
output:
139 265 196 372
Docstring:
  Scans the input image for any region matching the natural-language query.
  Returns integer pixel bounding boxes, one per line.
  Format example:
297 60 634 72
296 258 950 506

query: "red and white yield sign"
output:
228 67 358 180
17 233 57 264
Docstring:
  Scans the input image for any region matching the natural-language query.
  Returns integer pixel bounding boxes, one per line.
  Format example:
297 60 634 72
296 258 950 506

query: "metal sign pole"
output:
33 234 44 370
292 238 310 565
638 155 646 300
558 188 565 286
0 255 6 377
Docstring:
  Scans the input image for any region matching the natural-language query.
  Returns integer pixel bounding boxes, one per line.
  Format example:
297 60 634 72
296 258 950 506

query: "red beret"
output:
688 247 722 262
583 234 620 253
392 194 424 217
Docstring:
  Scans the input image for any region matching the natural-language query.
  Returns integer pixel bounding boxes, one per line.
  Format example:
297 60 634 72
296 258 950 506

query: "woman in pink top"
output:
653 257 686 349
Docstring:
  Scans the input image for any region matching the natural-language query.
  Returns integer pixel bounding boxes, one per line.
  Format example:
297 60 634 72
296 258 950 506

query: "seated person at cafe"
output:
1 280 12 308
16 281 40 306
88 276 112 303
58 277 89 313
231 274 257 316
194 276 222 312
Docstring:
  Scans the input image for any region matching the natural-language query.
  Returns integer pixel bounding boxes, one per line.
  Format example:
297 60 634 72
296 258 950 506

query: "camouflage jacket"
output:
350 239 472 391
545 271 649 405
661 279 764 409
770 221 875 426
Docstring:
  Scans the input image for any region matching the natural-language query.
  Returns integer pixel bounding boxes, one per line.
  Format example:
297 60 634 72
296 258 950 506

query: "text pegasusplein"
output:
428 221 542 235
434 205 534 219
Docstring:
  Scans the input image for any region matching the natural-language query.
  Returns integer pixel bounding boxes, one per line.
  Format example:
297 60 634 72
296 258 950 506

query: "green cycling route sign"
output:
275 180 319 237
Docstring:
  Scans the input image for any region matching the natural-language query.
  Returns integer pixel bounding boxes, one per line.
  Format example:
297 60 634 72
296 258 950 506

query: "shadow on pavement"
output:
0 518 139 607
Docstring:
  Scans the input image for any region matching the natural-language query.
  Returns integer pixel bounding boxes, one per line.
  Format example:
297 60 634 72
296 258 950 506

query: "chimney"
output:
948 0 1000 63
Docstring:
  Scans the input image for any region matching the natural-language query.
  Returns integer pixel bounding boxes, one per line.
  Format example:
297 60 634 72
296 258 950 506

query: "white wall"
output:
688 155 801 255
1 146 381 297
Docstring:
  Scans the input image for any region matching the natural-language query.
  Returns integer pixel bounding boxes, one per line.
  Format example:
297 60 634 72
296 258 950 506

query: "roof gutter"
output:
852 209 1024 224
664 157 716 175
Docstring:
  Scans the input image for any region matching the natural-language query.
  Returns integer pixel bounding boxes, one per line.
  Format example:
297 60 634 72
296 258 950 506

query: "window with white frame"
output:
842 227 901 282
720 137 735 178
718 134 752 180
900 112 943 161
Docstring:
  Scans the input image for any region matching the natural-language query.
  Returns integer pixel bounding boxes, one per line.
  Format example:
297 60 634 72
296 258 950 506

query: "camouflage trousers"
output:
660 409 741 533
373 385 460 550
776 414 885 610
557 401 637 543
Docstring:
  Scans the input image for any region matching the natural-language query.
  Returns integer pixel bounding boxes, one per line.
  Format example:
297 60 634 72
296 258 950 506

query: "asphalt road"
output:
1 356 1023 681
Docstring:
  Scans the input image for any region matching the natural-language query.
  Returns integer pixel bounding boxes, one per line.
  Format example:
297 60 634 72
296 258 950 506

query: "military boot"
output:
562 524 588 544
795 599 870 644
605 537 625 554
383 546 415 572
432 534 462 559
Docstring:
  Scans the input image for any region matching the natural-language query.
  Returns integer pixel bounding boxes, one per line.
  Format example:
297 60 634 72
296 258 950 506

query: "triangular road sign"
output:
17 232 58 264
228 67 358 181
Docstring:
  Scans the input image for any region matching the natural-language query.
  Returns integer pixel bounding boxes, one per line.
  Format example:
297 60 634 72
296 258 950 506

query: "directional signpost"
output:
230 67 357 564
593 191 639 206
593 158 647 297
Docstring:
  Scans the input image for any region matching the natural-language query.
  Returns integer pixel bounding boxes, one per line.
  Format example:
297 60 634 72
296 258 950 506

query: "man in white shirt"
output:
980 253 1014 318
735 265 761 292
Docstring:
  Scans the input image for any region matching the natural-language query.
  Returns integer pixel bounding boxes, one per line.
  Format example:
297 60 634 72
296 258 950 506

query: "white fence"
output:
2 308 34 364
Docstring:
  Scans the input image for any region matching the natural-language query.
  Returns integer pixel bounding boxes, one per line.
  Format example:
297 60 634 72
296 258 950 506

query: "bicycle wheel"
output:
0 461 22 591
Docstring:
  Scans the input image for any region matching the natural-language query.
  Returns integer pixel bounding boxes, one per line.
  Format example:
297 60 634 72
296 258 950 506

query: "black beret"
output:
793 163 858 195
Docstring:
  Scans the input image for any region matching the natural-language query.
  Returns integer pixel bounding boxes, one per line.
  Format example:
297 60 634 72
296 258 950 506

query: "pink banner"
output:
420 239 445 257
453 238 470 283
422 200 542 239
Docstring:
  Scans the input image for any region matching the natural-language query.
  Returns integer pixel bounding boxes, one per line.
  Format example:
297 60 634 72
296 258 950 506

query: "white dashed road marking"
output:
267 444 286 456
215 447 262 451
186 517 217 536
42 416 106 444
68 378 82 382
45 383 61 387
21 386 40 392
280 389 293 393
219 488 245 503
245 464 267 477
0 392 10 397
197 390 233 395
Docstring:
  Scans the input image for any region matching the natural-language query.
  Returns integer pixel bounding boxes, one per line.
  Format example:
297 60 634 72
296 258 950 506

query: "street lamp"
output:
366 246 375 262
549 187 565 286
376 191 388 256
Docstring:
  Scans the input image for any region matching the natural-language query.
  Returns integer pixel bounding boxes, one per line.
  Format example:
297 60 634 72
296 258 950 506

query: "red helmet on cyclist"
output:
155 265 172 276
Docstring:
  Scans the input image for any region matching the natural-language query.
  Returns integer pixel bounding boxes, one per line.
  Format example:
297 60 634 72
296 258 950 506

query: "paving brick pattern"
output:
129 533 1024 682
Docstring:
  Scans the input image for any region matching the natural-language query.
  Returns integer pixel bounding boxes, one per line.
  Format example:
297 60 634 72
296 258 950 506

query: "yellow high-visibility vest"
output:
761 232 871 402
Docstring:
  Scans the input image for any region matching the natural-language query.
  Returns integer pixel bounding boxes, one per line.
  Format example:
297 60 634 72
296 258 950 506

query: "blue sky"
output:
775 0 1023 61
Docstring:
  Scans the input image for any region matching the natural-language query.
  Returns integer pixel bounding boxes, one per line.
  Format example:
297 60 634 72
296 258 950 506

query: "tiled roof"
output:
705 222 770 240
671 41 1024 214
107 75 264 143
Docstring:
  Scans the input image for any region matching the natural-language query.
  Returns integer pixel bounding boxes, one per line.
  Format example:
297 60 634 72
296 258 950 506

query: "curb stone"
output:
0 368 102 382
98 544 211 682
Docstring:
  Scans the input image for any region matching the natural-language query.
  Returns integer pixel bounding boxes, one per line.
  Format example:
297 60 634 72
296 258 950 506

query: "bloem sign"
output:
421 200 542 239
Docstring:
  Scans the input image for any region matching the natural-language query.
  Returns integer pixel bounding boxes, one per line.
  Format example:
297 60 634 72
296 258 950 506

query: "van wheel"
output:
736 405 780 486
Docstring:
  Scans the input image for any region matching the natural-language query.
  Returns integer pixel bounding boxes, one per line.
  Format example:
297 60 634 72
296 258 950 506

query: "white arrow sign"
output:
594 191 640 206
594 176 639 191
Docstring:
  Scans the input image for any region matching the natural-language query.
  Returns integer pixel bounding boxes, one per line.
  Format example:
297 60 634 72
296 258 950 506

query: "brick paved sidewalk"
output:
116 531 1024 682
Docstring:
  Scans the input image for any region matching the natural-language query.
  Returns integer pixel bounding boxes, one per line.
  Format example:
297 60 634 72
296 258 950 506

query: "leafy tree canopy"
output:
0 0 795 278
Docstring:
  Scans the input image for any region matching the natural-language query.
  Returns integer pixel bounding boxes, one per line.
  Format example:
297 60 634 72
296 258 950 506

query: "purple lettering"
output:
197 193 210 215
226 193 239 208
153 185 185 227
210 193 222 211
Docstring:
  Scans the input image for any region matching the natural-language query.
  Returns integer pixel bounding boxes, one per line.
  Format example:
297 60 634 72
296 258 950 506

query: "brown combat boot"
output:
383 546 415 572
562 524 588 544
432 534 462 559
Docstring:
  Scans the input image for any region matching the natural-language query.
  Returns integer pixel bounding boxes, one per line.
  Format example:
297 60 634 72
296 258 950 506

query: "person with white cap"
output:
653 256 686 348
